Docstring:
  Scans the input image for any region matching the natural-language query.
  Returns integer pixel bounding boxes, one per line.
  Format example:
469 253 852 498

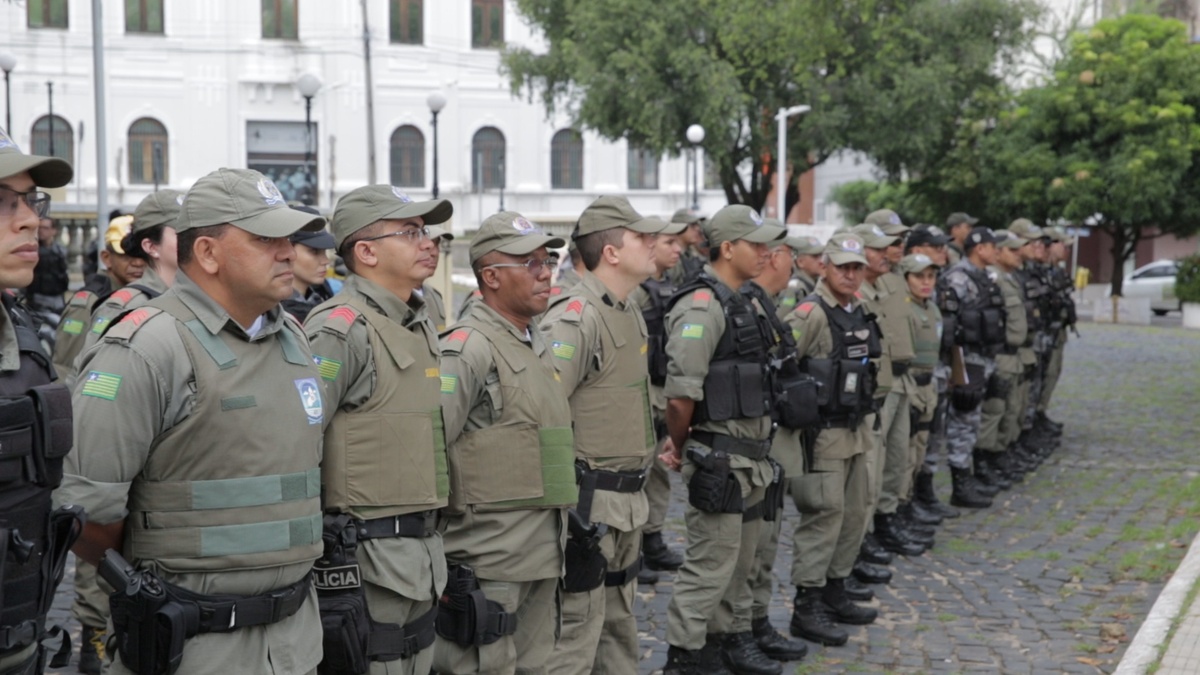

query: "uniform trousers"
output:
907 379 937 493
878 389 912 515
71 560 111 629
644 453 672 536
944 358 995 467
790 435 870 588
1038 330 1066 413
433 577 559 675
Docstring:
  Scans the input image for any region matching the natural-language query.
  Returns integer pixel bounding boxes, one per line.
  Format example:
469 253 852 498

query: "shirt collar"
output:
344 274 424 328
170 271 288 341
469 298 546 355
816 279 859 311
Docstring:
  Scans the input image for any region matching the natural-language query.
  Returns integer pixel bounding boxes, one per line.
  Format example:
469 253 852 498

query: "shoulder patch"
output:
317 306 360 335
794 301 816 317
111 289 135 306
550 287 563 296
560 298 586 324
69 291 93 307
691 289 713 308
854 290 864 299
441 328 473 354
104 307 164 341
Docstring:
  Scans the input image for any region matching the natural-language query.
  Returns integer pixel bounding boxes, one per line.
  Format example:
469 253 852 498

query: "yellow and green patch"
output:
680 324 704 339
90 317 111 334
314 356 342 382
81 371 122 400
440 374 458 394
552 341 576 360
61 319 84 335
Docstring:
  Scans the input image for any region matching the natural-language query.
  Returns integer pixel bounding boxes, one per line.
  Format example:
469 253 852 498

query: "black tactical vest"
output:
640 276 676 386
1012 267 1044 335
0 295 81 661
939 265 1006 352
800 295 882 427
669 273 774 425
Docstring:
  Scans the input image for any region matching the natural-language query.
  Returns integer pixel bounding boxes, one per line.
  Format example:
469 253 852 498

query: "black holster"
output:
100 551 198 675
950 363 988 411
435 564 516 647
562 509 608 593
761 459 785 522
686 450 744 514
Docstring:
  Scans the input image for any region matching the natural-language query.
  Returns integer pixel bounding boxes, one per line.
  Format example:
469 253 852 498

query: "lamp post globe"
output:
686 124 705 145
686 124 705 210
427 92 447 199
295 74 321 205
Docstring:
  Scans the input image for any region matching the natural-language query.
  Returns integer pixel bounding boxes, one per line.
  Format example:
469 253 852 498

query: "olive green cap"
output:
785 234 824 256
132 189 184 234
1047 226 1075 244
1007 218 1043 240
824 233 868 266
331 185 452 248
946 212 979 228
670 207 704 225
865 209 909 235
993 229 1026 250
575 196 667 237
0 128 73 187
850 223 899 249
899 253 938 275
469 211 565 264
658 219 689 236
177 168 325 236
427 225 454 242
703 205 786 246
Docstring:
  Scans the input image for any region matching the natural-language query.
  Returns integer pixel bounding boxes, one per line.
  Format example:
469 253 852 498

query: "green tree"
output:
947 14 1200 294
502 0 1038 213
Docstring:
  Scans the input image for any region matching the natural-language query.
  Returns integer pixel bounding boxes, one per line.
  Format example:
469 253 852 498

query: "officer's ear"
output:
190 235 222 276
720 240 736 261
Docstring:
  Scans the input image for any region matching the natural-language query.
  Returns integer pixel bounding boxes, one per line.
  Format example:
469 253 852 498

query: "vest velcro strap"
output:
604 555 643 587
367 606 437 660
356 511 438 540
129 468 321 512
689 431 771 461
742 500 765 523
168 573 312 634
182 319 238 369
130 513 322 559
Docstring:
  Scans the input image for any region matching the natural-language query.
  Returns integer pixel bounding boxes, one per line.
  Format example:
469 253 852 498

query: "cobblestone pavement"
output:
43 322 1200 674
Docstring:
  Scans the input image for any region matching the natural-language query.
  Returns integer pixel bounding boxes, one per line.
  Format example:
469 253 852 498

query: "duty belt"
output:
689 431 771 461
357 510 438 540
604 555 644 588
575 466 648 523
170 573 312 634
368 606 437 661
0 620 37 651
912 372 934 387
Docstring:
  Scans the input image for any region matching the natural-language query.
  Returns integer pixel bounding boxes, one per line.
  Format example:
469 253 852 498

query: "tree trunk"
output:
1107 224 1140 297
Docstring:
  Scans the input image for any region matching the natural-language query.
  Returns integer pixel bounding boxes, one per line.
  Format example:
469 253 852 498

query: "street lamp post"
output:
46 82 54 156
0 53 15 133
295 73 322 206
426 91 446 199
775 104 811 224
686 124 705 211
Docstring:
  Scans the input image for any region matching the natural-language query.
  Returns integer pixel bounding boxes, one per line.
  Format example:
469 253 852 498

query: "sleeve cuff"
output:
664 376 705 401
54 475 132 525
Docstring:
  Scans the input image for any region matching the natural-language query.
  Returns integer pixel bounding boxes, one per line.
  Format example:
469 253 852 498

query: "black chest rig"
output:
0 297 84 665
1013 267 1045 335
669 273 775 425
938 265 1006 354
641 276 677 387
800 296 882 430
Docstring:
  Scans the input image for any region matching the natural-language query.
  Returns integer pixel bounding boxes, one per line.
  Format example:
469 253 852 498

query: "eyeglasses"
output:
362 226 431 244
483 257 559 275
0 185 52 219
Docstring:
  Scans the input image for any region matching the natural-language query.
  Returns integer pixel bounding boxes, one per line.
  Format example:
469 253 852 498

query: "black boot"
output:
993 451 1026 483
894 508 936 541
852 557 892 585
873 512 926 556
908 499 944 526
974 449 1011 491
843 575 875 601
950 465 993 508
79 626 106 675
665 643 731 675
718 631 783 675
914 470 960 519
860 533 894 565
790 586 849 646
822 578 878 625
751 616 808 662
970 472 1001 497
638 567 661 585
643 531 684 571
1010 443 1042 470
1035 411 1064 434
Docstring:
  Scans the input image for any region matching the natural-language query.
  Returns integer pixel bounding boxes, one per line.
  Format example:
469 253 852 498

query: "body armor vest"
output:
908 297 941 370
443 323 578 514
117 295 324 573
317 295 449 519
669 273 775 426
0 298 78 659
996 270 1029 350
800 295 882 427
1013 266 1045 334
938 264 1006 352
640 276 675 387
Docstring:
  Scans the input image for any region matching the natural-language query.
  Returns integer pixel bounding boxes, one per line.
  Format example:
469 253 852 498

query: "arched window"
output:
472 127 505 191
389 125 425 187
30 115 72 164
128 118 169 184
550 129 583 190
628 145 658 190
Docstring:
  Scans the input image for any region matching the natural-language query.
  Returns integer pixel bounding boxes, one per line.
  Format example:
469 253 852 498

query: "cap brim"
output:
492 234 567 257
291 230 336 249
866 235 899 249
380 199 454 226
1 153 73 188
626 217 669 234
882 225 911 236
742 225 788 244
235 207 327 237
827 251 868 266
659 221 690 236
427 225 455 242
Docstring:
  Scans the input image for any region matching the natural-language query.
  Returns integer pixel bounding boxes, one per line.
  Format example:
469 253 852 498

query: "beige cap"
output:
427 225 454 242
785 234 824 256
850 223 899 249
898 253 938 275
993 229 1026 250
703 205 787 246
575 196 667 237
469 211 566 263
824 233 869 266
1008 218 1044 240
331 185 452 248
865 209 909 235
177 168 325 236
670 207 704 224
132 189 185 234
0 128 72 187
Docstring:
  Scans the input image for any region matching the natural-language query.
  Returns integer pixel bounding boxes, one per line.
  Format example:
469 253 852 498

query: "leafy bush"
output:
1175 254 1200 304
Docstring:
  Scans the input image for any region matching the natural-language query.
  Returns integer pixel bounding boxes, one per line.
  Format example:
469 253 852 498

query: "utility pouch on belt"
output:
950 363 988 411
686 450 743 514
804 358 835 407
775 360 821 430
762 459 785 522
562 509 609 593
985 373 1011 400
436 564 516 647
837 359 869 409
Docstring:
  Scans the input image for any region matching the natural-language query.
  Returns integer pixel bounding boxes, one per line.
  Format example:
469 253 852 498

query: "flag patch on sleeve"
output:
314 356 342 381
61 319 84 335
681 324 704 339
440 375 458 394
81 371 122 400
552 341 576 360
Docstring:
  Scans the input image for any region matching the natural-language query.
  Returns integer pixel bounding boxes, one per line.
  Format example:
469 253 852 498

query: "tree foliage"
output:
502 0 1038 212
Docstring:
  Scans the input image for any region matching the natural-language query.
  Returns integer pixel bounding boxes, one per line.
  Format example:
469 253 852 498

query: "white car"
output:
1118 260 1180 316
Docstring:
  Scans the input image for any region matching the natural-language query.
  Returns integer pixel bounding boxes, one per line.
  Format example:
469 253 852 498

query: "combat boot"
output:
859 533 894 565
844 576 875 601
664 643 729 675
904 499 943 526
914 470 960 519
79 625 106 675
752 616 808 662
852 557 892 585
872 512 926 556
1009 443 1042 471
894 509 936 543
970 472 1001 497
643 531 684 571
950 466 993 508
993 451 1027 483
1035 411 1064 435
718 631 782 675
973 449 1011 491
790 586 848 646
822 578 878 625
638 567 660 585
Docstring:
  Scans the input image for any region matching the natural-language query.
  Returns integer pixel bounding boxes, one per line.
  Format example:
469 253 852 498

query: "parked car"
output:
1117 260 1180 316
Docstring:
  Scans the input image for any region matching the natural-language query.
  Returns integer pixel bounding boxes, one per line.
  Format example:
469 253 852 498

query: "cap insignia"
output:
256 178 285 206
391 186 413 203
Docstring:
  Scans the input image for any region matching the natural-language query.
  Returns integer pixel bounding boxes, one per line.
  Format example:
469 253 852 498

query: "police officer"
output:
0 126 83 675
61 168 327 675
661 205 785 675
419 225 453 331
905 224 950 268
1007 219 1059 457
1034 227 1073 438
936 226 1007 507
628 218 690 580
665 208 708 285
774 235 824 315
435 212 575 675
540 196 665 673
303 186 451 673
280 205 336 322
944 213 978 266
864 209 910 295
785 233 882 648
69 187 185 673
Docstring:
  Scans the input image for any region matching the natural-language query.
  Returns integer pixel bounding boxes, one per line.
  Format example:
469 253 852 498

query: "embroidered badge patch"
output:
440 374 458 394
314 355 342 382
82 371 122 400
294 377 324 425
552 341 576 360
680 324 704 339
61 319 84 335
90 317 111 335
425 367 440 378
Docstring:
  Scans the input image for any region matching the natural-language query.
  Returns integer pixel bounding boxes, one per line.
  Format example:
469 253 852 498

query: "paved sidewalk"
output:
1116 530 1200 674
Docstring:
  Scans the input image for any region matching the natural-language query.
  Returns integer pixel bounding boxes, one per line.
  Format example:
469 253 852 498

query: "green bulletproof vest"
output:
120 295 324 573
445 321 577 514
907 294 942 370
319 294 449 519
554 295 655 472
995 268 1029 349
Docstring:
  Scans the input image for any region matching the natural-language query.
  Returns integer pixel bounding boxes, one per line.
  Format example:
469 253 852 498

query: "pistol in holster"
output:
100 550 198 675
562 508 609 593
686 449 744 514
435 563 516 648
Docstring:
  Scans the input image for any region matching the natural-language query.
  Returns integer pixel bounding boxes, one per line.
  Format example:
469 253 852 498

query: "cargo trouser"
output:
978 355 1022 453
433 577 560 675
908 378 937 492
878 389 912 515
549 526 641 675
71 560 112 629
665 443 769 650
750 427 805 622
643 454 672 536
789 427 871 588
1038 329 1066 413
924 365 952 472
